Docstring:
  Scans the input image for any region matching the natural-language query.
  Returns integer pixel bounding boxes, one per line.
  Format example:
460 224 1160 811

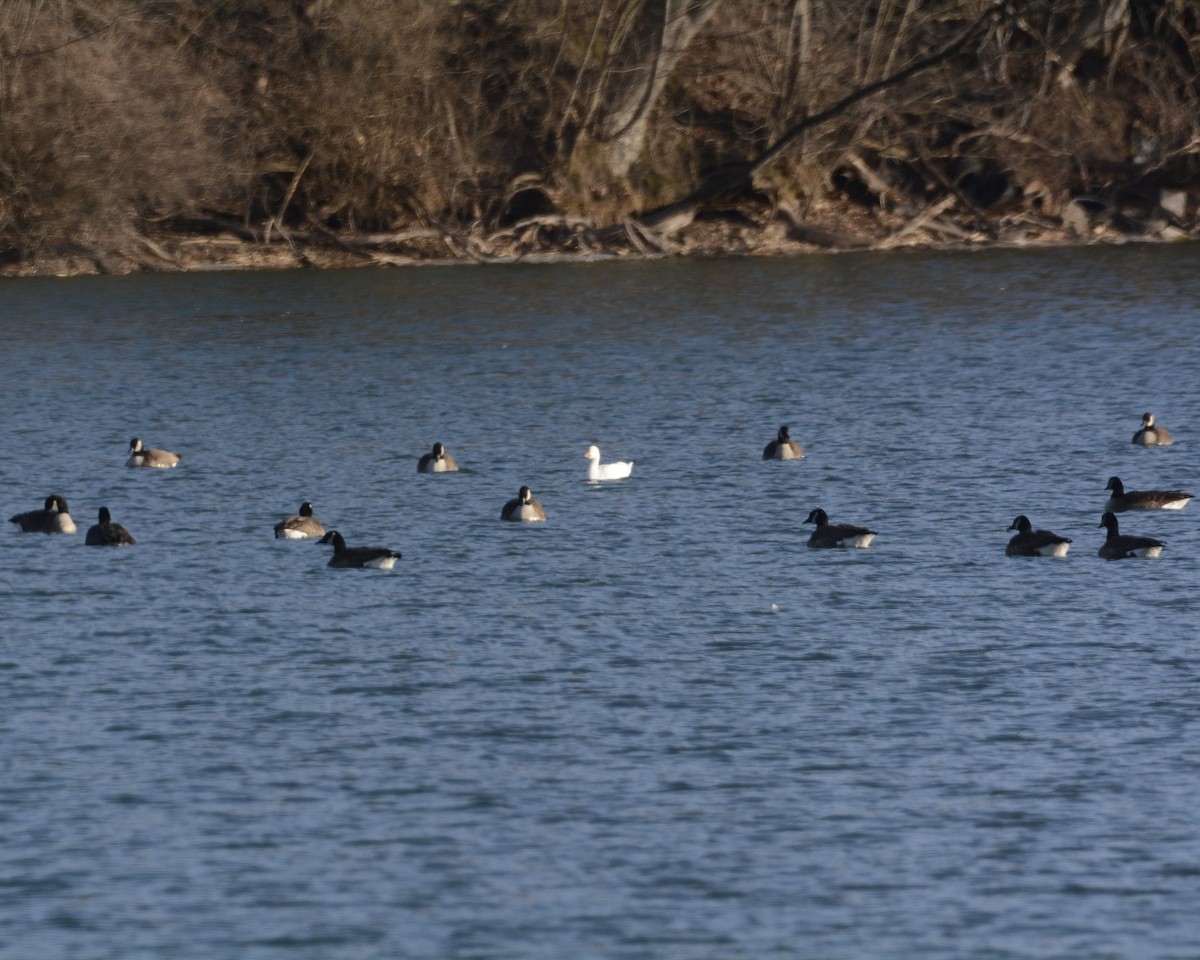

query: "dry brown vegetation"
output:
1 0 1197 274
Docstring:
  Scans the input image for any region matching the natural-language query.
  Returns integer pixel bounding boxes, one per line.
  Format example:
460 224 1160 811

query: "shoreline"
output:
3 200 1195 279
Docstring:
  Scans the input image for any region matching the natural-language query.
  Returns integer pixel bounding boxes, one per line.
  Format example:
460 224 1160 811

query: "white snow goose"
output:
584 445 633 481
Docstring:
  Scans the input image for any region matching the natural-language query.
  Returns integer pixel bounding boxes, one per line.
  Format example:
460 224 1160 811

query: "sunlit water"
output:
3 246 1200 959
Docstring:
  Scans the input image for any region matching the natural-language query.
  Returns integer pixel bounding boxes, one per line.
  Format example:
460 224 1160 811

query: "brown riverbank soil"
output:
4 190 1194 278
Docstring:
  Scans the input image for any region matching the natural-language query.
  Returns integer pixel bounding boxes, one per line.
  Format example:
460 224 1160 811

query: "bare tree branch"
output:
628 0 1016 229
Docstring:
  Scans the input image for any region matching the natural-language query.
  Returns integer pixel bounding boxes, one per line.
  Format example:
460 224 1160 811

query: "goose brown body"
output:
763 425 804 461
127 437 181 468
501 486 547 522
319 530 400 569
1005 515 1071 557
1098 512 1164 559
9 494 76 534
1132 412 1173 446
804 508 875 548
86 507 136 546
1104 476 1193 512
418 442 459 473
274 502 325 539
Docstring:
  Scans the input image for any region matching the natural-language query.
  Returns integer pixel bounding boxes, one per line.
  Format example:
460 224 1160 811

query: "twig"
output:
878 195 958 247
625 0 1015 227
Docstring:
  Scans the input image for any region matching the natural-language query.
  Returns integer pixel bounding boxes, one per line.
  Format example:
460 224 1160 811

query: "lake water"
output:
3 246 1200 959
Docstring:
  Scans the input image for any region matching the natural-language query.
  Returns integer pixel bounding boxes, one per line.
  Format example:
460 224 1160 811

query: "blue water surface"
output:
3 246 1200 959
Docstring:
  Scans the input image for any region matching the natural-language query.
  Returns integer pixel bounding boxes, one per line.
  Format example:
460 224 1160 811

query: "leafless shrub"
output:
0 5 246 260
1 0 1198 267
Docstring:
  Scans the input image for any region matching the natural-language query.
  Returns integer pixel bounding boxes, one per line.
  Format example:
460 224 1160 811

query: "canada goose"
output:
804 507 875 548
418 442 459 473
763 425 804 461
1104 476 1193 512
126 437 180 468
584 444 633 481
85 507 136 546
1005 515 1071 557
274 501 325 539
1098 512 1164 559
1132 412 1173 446
318 530 400 569
500 485 547 522
9 494 76 534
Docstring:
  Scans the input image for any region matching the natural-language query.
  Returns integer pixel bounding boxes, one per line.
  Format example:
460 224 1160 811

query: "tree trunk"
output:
1055 0 1131 87
590 0 722 178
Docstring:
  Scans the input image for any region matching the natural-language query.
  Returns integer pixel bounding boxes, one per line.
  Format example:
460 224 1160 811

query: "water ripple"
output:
4 248 1200 958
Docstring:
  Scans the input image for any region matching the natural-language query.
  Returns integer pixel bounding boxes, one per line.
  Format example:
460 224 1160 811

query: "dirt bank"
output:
4 189 1193 279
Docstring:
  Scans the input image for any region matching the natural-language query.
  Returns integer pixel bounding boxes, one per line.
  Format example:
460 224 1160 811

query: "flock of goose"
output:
5 437 178 545
762 415 1193 558
6 414 1194 566
4 437 632 569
